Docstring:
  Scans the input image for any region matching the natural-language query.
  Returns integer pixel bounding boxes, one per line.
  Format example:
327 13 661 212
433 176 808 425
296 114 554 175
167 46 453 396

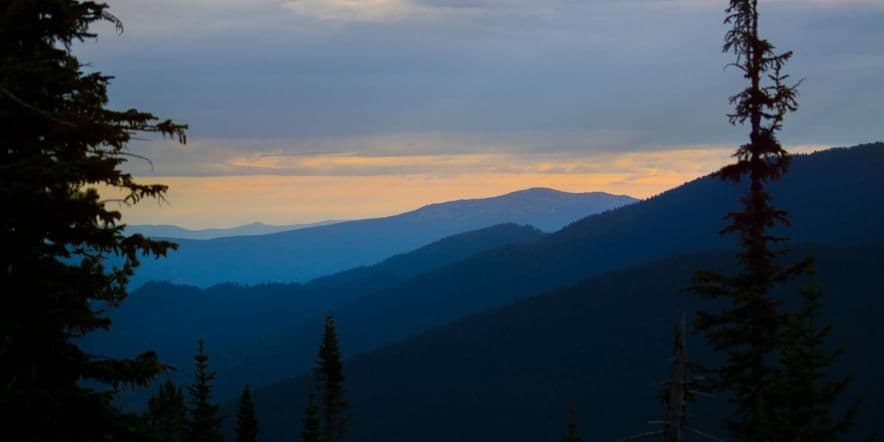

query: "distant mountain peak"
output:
509 187 593 195
413 187 636 212
127 186 637 287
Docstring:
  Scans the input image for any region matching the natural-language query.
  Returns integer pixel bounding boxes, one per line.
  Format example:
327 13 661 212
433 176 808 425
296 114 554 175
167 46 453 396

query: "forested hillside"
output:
220 143 884 394
239 244 884 441
86 224 546 399
98 143 884 406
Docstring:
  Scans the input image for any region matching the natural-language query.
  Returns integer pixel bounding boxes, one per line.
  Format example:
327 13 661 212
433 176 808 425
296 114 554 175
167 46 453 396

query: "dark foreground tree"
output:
690 0 856 440
0 1 186 440
301 388 322 442
768 279 860 441
561 407 582 442
315 314 349 442
186 338 224 442
147 379 187 442
235 384 260 442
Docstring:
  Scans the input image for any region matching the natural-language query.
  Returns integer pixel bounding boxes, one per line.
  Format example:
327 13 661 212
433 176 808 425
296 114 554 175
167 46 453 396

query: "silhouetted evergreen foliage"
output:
235 385 259 442
316 314 349 442
187 338 224 442
240 245 884 441
0 0 186 439
768 279 860 441
689 1 857 440
147 380 187 442
301 389 322 442
561 408 582 442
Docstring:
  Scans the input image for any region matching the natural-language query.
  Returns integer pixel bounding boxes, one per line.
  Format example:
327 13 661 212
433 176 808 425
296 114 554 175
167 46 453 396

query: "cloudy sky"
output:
76 0 884 228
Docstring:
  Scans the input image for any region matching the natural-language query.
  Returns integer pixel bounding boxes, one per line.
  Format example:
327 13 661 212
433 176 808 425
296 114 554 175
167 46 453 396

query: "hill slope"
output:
87 224 546 399
243 244 884 441
129 188 635 287
107 143 884 412
204 143 884 395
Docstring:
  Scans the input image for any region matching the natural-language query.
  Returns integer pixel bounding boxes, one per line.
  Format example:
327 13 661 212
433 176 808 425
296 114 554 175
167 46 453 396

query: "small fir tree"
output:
235 385 260 442
301 388 322 442
315 314 349 442
767 280 859 441
147 379 187 442
561 407 582 442
186 338 224 442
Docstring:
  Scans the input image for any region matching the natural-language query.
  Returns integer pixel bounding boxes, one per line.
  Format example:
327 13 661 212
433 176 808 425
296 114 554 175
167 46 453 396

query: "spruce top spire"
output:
315 313 349 442
236 384 260 442
718 0 801 260
187 337 224 442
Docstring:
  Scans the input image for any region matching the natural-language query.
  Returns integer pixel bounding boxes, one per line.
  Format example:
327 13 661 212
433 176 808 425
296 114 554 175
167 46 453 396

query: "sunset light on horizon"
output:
116 144 829 228
6 0 884 439
74 1 880 229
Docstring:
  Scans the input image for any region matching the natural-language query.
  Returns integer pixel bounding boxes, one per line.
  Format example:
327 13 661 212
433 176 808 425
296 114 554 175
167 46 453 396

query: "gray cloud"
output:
76 0 883 177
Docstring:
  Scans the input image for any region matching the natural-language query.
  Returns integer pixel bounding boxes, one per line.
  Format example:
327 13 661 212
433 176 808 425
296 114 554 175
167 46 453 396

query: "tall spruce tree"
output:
235 384 260 442
186 338 224 442
690 0 855 440
315 314 349 442
147 379 187 442
301 388 322 442
0 1 186 440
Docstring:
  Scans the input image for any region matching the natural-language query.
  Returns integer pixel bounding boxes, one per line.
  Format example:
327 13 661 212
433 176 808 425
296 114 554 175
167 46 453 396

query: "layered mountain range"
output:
90 142 884 441
128 188 636 288
126 221 342 240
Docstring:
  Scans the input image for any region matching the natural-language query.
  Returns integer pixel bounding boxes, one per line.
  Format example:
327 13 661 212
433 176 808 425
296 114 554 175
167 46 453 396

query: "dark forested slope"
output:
243 244 884 441
111 144 883 416
231 143 884 394
87 224 546 398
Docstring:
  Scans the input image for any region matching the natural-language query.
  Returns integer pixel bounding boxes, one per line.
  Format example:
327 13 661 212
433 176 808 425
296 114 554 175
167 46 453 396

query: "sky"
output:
75 0 884 228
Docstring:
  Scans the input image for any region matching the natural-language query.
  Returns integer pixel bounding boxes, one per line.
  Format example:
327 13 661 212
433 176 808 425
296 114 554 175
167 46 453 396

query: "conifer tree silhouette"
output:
301 388 322 442
0 1 186 439
768 277 860 440
561 407 582 442
236 384 260 442
186 338 224 442
315 314 349 442
147 379 188 442
689 1 858 439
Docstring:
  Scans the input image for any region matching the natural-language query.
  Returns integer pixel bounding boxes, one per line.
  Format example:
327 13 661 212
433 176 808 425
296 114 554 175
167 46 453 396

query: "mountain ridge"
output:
216 142 884 399
104 142 884 408
86 223 548 397
126 220 343 240
128 188 636 287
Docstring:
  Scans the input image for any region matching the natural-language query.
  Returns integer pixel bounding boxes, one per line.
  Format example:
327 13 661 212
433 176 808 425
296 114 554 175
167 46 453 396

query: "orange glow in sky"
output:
111 146 825 228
